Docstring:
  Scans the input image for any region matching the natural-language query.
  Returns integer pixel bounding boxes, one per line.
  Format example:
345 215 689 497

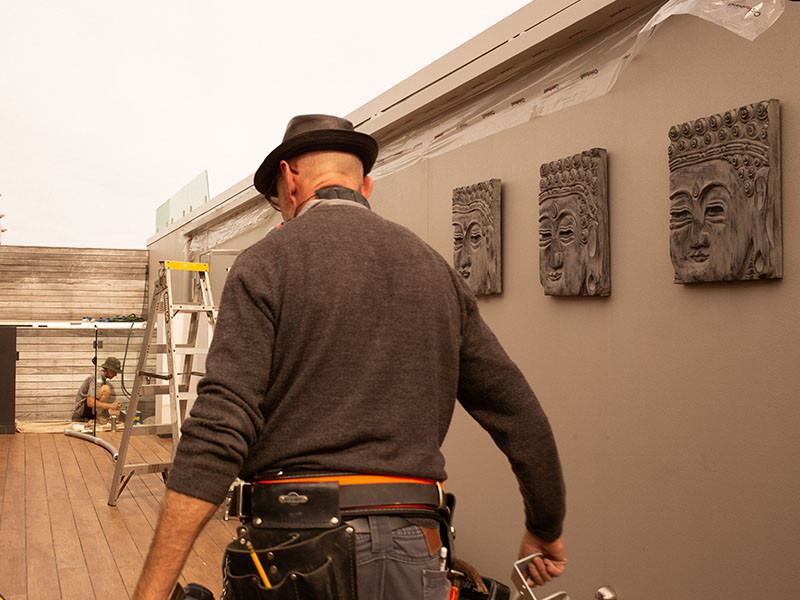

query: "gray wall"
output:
370 11 800 599
145 8 800 597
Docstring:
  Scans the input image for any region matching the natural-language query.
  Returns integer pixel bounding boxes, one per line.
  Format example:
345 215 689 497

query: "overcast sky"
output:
0 1 531 249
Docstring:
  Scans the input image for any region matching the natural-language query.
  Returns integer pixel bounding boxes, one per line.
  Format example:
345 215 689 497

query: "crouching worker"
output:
132 115 567 600
72 356 122 422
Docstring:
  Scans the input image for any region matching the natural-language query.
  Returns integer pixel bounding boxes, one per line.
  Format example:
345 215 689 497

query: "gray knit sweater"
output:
168 200 565 541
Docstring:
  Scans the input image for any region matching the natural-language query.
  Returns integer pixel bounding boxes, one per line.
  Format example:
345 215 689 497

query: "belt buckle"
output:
435 481 444 510
224 480 251 521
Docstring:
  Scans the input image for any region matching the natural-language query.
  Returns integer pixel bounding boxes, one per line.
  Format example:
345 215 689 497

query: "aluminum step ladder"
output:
107 260 217 506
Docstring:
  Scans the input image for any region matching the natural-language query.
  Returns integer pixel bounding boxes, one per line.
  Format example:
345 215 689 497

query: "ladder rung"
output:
119 462 172 475
138 371 171 380
149 344 209 355
141 384 189 395
176 347 207 355
128 424 174 436
172 304 215 312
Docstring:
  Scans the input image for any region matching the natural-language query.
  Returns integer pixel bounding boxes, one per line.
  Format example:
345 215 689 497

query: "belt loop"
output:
368 516 393 553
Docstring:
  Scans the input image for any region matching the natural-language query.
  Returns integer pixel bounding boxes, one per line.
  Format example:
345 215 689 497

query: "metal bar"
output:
164 267 182 459
64 429 120 461
141 384 189 395
108 268 169 506
121 462 173 474
138 370 171 380
172 304 215 312
127 423 174 436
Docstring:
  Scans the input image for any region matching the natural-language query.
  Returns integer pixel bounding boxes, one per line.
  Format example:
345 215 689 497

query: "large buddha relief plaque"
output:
452 178 502 296
668 99 782 283
538 149 610 296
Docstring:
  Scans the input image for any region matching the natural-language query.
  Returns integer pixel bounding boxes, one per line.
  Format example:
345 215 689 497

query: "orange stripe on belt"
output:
256 474 439 486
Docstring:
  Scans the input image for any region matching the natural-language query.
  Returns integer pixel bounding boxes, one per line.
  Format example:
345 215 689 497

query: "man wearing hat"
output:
133 115 566 599
71 356 122 422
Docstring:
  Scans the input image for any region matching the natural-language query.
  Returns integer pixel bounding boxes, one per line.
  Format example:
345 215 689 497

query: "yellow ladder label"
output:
162 260 209 272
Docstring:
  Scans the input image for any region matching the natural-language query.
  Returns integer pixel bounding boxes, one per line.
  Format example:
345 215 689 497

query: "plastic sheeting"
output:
186 198 275 257
371 0 785 179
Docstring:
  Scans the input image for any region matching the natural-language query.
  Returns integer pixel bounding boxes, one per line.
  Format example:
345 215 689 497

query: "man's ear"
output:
279 160 296 199
360 174 374 199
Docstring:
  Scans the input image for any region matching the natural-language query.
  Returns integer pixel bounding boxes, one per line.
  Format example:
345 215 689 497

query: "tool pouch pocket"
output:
223 525 358 600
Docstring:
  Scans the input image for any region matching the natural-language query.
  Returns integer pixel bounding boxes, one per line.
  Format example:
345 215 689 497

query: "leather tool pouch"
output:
223 482 357 600
252 481 341 529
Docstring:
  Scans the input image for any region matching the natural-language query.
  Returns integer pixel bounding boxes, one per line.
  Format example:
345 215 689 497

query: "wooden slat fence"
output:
15 327 157 422
0 245 155 422
0 245 148 321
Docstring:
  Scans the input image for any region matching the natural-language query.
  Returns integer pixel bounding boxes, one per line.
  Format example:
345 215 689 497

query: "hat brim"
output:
253 129 379 197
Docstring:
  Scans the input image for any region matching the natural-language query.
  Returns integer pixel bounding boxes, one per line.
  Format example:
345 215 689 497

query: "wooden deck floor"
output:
0 431 239 600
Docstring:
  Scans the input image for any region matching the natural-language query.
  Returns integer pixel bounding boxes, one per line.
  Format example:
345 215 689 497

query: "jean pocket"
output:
423 569 451 600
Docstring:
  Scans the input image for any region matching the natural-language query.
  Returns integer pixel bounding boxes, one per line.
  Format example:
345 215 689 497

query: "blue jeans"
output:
353 516 451 600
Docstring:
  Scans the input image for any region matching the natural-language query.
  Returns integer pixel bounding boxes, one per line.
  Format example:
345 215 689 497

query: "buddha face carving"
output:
538 149 609 296
668 99 782 283
452 179 502 295
669 160 757 281
539 194 584 295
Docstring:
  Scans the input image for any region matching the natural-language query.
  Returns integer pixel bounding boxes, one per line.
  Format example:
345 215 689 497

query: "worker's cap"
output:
101 357 121 374
253 114 379 198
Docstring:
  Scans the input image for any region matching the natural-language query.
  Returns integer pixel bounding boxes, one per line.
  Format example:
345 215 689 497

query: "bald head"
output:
277 150 373 220
291 151 365 190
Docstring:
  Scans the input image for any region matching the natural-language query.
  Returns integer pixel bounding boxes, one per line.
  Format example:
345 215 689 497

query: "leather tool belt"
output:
224 524 358 600
222 473 447 600
225 473 446 522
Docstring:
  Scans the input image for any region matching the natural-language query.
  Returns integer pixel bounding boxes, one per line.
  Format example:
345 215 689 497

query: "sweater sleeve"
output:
166 254 276 504
455 279 566 542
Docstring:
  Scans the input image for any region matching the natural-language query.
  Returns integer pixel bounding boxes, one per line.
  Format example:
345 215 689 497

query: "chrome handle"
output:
595 585 617 600
511 555 572 600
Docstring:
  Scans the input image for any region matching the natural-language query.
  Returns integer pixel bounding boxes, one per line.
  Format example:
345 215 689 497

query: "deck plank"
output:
57 434 131 599
0 431 239 599
0 435 27 600
109 431 232 597
72 435 145 597
40 433 95 599
24 434 63 600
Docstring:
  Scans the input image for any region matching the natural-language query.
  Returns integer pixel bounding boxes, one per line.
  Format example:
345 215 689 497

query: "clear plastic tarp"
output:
371 0 785 179
186 199 275 257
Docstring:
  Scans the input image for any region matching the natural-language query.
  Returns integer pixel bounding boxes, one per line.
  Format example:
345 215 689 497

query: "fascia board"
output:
348 0 659 141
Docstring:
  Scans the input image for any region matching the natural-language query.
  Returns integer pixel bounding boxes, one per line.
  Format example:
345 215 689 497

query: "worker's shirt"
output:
72 374 114 420
169 200 566 542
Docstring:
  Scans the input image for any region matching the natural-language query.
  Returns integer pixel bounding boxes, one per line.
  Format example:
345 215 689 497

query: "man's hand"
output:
518 530 567 587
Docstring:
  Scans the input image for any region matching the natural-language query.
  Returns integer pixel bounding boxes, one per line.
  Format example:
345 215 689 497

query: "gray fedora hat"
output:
253 114 379 197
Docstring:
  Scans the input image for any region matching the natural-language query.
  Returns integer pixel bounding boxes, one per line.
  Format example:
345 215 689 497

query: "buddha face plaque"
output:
668 99 782 283
452 179 502 296
538 148 610 296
